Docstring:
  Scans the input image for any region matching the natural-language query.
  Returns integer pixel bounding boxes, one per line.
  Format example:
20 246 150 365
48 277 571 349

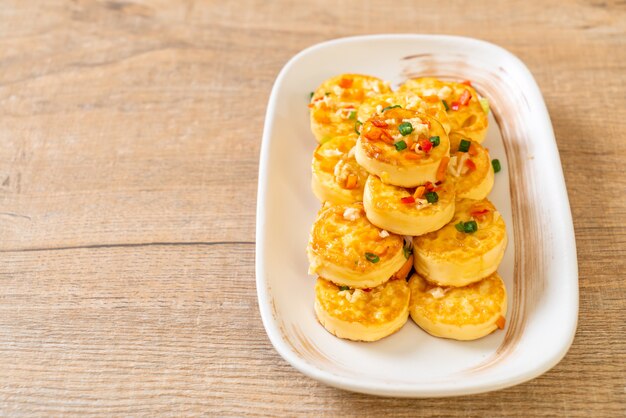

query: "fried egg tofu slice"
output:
311 135 368 204
307 202 407 289
408 272 507 341
309 74 392 143
363 175 455 236
448 139 494 200
357 91 451 134
315 277 410 342
355 108 450 187
413 199 507 287
399 78 488 144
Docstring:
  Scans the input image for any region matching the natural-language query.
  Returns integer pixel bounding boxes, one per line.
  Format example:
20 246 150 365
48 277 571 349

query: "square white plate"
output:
255 35 578 397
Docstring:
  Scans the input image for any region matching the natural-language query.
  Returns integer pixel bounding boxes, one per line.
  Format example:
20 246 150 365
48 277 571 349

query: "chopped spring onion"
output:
354 120 363 135
463 220 478 233
339 285 350 291
324 92 330 96
492 159 501 173
429 136 440 147
442 100 450 111
459 139 471 152
365 252 380 263
395 140 407 151
425 191 438 203
398 122 413 136
309 92 314 100
348 110 356 120
403 245 412 259
382 104 401 112
455 220 478 233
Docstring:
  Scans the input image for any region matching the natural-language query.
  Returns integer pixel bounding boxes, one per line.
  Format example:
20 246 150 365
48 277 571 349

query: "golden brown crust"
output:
355 109 451 187
315 277 410 341
307 202 407 288
309 74 392 143
311 135 368 204
413 198 505 262
308 202 404 270
363 175 456 236
408 272 507 340
365 175 455 216
399 78 488 144
316 277 410 326
412 198 507 286
448 140 494 200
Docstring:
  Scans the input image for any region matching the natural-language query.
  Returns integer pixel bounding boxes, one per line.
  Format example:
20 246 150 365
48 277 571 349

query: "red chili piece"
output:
459 89 472 106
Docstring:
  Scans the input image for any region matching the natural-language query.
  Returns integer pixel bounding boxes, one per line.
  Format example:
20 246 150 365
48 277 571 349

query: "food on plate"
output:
354 108 450 187
307 202 408 289
315 277 410 342
305 73 507 344
399 78 488 145
356 91 451 134
448 138 494 200
311 134 369 204
413 198 507 287
363 175 455 236
408 272 507 340
309 74 391 143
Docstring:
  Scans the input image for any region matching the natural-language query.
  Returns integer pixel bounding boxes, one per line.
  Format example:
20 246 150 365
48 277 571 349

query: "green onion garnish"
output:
425 191 438 203
309 92 314 100
429 136 440 147
348 110 356 120
395 140 407 151
354 120 363 135
403 245 412 259
492 159 501 173
324 92 330 96
463 220 478 233
365 252 380 263
459 139 471 152
382 104 401 112
455 221 478 233
339 285 350 291
398 122 413 136
442 100 450 111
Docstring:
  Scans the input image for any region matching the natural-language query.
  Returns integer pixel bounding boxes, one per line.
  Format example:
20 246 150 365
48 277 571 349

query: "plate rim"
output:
255 33 579 397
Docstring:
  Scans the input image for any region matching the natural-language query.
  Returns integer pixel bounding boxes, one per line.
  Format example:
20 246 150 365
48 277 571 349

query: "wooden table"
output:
1 1 624 416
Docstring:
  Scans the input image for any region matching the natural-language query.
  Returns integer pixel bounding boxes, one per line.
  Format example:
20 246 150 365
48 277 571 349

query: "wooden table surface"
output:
1 1 625 416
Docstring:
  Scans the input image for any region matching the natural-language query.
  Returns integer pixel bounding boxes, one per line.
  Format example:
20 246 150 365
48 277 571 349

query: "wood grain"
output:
0 0 624 416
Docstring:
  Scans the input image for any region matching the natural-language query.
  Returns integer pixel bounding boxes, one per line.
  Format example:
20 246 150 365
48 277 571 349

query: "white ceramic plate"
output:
255 35 578 397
